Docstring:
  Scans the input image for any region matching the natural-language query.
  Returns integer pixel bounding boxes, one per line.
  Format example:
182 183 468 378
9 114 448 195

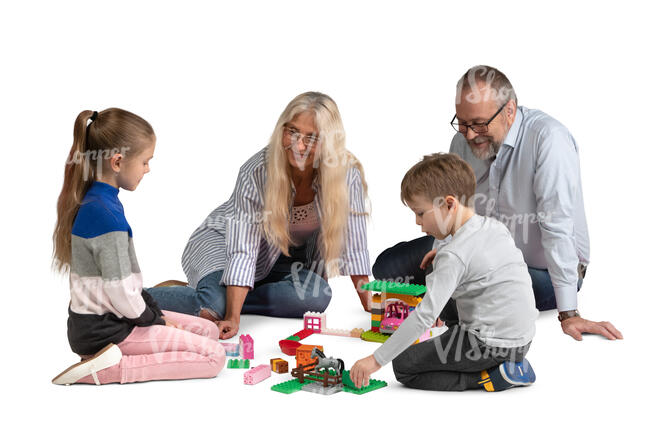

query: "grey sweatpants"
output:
392 299 530 391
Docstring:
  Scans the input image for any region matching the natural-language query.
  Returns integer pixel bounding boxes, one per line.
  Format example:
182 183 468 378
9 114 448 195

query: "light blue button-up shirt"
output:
449 106 590 312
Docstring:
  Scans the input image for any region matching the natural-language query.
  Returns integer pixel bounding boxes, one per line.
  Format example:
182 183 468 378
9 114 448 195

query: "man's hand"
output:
350 354 381 388
420 248 438 270
217 319 240 340
561 316 623 341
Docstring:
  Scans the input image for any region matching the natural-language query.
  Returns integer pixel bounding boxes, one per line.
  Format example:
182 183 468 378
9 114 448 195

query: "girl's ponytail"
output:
52 110 98 273
52 108 154 273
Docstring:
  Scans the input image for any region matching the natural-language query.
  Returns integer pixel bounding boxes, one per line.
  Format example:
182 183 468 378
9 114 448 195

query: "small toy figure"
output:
311 347 345 375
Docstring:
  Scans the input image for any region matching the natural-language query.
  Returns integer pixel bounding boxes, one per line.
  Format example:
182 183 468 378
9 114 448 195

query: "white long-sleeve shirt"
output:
374 215 538 366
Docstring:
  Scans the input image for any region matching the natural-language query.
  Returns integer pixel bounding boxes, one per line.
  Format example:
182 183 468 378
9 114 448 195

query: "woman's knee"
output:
299 272 332 313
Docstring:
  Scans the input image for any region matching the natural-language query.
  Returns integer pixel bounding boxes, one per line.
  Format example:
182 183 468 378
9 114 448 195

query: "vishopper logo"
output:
147 325 208 363
432 325 526 364
66 146 131 181
456 66 515 105
425 194 554 246
289 260 333 301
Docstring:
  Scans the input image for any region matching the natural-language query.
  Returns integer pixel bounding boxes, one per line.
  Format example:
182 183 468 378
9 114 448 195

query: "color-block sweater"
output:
67 181 164 355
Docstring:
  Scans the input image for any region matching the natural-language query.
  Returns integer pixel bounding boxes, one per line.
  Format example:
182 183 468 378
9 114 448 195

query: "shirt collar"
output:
502 106 523 149
89 180 120 198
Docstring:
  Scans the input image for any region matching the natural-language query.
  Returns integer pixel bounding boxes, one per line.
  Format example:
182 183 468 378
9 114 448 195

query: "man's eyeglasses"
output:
283 125 320 148
450 101 507 134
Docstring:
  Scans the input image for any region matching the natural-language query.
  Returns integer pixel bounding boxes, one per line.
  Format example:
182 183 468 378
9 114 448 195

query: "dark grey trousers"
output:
392 299 530 391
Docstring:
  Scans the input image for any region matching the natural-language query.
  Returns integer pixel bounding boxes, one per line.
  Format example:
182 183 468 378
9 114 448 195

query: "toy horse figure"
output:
311 347 345 375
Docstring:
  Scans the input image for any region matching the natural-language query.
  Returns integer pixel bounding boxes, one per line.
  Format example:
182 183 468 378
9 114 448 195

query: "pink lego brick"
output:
322 328 352 337
239 334 254 359
243 364 271 385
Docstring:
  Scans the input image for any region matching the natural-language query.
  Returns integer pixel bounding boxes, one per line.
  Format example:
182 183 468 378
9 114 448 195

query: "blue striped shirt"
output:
450 106 590 311
181 147 371 288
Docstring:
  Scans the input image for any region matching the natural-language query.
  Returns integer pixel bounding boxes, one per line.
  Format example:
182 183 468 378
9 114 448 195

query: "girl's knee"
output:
205 340 226 376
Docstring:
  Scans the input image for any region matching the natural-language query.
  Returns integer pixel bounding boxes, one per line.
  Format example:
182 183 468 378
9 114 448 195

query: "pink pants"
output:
78 310 225 384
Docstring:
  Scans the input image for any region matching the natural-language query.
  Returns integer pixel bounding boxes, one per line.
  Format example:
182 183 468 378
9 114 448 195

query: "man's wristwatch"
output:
558 310 580 322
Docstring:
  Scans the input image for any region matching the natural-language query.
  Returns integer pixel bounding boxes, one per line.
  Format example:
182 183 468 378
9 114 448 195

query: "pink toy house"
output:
303 312 326 333
239 334 254 359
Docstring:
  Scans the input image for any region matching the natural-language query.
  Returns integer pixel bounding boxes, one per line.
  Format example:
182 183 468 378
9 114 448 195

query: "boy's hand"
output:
217 319 239 339
350 355 381 388
420 248 438 270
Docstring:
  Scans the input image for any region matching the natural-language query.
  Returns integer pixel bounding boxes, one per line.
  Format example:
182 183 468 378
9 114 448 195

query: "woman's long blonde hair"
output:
52 108 155 273
263 92 369 276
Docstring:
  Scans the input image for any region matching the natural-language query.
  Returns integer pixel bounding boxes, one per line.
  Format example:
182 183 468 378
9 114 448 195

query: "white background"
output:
1 1 647 439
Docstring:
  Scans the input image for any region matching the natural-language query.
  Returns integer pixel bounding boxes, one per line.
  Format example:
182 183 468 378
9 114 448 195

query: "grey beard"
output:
470 140 501 161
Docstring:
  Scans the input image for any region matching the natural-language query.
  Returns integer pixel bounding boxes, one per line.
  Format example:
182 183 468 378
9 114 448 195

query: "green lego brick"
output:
227 359 250 369
271 378 314 394
362 280 426 296
371 320 382 328
341 371 388 395
286 335 301 341
361 330 390 343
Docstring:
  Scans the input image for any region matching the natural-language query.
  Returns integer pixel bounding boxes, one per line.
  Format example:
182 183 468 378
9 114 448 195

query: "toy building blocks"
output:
227 359 250 369
222 342 239 357
362 280 437 343
270 358 289 374
303 312 325 333
239 334 254 359
295 344 323 368
271 351 386 396
278 311 366 355
341 371 388 395
243 364 271 385
290 348 344 395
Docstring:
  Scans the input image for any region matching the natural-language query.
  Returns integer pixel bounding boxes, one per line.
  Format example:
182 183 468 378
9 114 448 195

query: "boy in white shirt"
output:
351 153 538 391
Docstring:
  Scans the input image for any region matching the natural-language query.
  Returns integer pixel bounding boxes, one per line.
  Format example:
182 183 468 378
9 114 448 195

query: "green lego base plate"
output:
272 372 387 395
271 378 314 394
342 371 388 395
362 280 426 296
361 330 390 343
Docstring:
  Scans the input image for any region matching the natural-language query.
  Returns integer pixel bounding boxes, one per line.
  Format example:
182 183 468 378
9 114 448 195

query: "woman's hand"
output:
350 355 381 388
419 248 438 270
351 275 371 312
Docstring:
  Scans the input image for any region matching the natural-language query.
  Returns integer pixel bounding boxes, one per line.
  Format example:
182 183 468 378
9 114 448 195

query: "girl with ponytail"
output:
51 108 225 385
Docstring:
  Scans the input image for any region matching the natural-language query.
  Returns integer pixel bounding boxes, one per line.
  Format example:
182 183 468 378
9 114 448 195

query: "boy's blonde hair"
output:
400 153 476 207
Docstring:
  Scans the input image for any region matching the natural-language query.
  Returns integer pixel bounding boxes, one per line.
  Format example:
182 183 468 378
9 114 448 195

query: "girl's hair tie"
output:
89 111 98 122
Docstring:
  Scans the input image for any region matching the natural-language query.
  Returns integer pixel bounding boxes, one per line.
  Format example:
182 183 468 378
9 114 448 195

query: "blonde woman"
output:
148 92 371 339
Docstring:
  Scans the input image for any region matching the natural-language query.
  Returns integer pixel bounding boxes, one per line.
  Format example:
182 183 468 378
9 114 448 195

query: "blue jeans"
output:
146 264 332 319
372 235 583 312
